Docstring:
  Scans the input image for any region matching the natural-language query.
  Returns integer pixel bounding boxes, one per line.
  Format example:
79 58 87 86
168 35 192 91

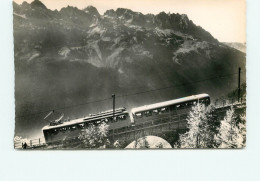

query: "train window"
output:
60 127 67 133
118 115 126 121
78 123 85 129
106 117 112 123
153 109 159 115
136 112 143 118
108 117 112 123
160 107 168 113
84 122 89 127
113 117 117 122
52 129 59 135
108 117 116 123
205 98 210 105
199 98 208 104
116 117 120 121
181 103 186 109
176 103 186 110
144 110 152 117
70 125 77 131
186 101 193 107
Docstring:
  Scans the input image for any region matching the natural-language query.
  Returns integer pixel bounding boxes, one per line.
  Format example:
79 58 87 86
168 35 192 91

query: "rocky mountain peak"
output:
13 1 20 12
60 5 87 17
13 1 218 43
21 1 30 7
116 8 134 16
179 14 189 29
104 9 116 17
115 8 144 20
30 0 47 10
20 1 30 10
83 5 100 17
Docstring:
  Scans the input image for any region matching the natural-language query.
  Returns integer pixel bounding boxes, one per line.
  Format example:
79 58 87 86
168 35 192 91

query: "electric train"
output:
42 93 210 144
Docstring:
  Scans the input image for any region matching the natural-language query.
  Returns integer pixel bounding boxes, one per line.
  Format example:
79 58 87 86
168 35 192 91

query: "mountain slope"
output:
13 0 246 138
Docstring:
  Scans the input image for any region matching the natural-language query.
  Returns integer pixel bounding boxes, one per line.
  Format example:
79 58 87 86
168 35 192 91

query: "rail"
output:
213 97 246 108
14 138 46 149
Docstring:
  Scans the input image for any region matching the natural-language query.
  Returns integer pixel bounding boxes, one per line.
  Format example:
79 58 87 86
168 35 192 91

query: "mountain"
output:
13 0 246 138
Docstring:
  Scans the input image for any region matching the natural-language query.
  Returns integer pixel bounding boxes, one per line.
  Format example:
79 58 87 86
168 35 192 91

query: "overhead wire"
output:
15 72 241 119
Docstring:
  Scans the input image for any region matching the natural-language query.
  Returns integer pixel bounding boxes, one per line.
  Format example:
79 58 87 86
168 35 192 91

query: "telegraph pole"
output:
238 67 241 102
112 94 115 120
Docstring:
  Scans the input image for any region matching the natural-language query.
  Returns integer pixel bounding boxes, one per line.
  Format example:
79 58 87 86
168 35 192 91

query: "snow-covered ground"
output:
125 136 172 149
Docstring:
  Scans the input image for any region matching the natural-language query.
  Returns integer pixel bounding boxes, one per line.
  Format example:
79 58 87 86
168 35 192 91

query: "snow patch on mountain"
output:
28 50 40 62
155 28 174 37
106 47 124 67
101 37 111 41
155 27 194 41
88 26 105 36
126 18 133 23
58 47 71 58
132 44 153 59
89 18 99 27
126 24 144 31
118 68 124 74
172 41 210 64
86 56 104 68
89 41 103 60
13 12 27 19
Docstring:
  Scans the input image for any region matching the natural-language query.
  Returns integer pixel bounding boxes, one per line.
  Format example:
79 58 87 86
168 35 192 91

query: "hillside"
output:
222 42 246 53
13 0 246 138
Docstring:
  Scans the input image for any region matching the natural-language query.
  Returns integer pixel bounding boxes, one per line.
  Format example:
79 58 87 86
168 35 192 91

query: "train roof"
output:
42 108 128 131
131 93 209 114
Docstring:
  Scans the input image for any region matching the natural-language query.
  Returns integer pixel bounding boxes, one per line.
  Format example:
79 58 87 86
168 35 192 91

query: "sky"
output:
13 0 246 43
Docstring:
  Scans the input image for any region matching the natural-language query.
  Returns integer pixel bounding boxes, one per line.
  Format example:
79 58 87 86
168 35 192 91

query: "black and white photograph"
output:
13 0 246 149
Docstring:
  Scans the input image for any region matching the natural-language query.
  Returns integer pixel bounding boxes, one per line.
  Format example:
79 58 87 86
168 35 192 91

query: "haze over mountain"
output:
222 42 246 53
13 0 246 138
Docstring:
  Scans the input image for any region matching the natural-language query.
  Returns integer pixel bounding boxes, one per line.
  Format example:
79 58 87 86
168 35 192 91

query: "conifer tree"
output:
78 121 109 148
215 107 245 148
176 103 218 148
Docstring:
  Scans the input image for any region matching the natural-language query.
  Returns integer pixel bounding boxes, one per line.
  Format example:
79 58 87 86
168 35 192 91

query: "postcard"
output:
13 0 246 149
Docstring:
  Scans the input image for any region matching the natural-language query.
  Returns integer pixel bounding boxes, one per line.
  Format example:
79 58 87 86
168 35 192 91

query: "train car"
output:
42 94 210 144
42 107 132 144
130 94 210 126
